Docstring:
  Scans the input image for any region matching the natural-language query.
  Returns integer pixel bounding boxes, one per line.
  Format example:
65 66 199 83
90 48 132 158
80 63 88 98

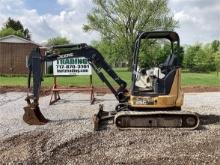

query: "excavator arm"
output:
51 44 128 101
23 44 128 126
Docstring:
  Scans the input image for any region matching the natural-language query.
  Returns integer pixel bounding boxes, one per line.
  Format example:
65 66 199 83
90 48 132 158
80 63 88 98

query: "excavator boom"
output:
24 44 128 125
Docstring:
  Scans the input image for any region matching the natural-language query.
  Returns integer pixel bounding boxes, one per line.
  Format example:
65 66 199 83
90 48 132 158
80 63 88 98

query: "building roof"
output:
0 35 40 46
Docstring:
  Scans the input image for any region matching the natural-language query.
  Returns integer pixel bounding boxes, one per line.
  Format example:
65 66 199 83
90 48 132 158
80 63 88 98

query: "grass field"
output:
0 70 220 87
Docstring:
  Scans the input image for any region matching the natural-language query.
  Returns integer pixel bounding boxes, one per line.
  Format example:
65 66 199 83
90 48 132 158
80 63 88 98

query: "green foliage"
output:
92 39 127 67
139 41 162 68
214 50 220 76
210 40 220 75
211 40 220 52
48 65 53 74
0 27 25 38
47 37 70 46
4 17 24 30
84 0 178 68
177 45 184 66
183 43 216 72
138 41 184 68
1 17 31 40
46 36 71 55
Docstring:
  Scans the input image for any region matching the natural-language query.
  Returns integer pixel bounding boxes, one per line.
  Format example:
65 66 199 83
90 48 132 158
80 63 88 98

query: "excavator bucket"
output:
23 105 49 125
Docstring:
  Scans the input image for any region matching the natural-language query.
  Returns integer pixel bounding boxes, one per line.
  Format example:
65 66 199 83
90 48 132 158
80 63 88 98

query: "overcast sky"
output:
0 0 219 45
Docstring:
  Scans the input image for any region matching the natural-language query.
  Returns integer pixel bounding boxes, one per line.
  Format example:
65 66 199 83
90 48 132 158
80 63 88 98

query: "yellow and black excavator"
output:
23 31 199 130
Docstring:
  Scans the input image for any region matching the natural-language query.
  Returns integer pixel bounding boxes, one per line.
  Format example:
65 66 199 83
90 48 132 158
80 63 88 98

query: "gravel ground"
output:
0 92 219 164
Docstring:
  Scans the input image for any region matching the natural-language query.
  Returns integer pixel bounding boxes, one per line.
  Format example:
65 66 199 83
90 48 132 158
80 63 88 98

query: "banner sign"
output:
53 57 92 75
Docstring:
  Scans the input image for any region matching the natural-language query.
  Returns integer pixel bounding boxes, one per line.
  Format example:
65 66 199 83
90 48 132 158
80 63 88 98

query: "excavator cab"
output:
132 31 180 96
113 31 199 129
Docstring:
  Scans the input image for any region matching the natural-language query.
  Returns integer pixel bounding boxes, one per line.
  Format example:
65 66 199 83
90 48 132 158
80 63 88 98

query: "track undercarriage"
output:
93 104 199 130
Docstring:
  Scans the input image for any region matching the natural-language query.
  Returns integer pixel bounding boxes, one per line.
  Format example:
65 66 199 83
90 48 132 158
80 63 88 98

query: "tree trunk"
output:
127 55 133 71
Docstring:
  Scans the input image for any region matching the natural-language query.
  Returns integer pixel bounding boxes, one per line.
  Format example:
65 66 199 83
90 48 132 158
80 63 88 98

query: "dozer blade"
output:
23 105 49 125
93 104 116 131
114 111 199 130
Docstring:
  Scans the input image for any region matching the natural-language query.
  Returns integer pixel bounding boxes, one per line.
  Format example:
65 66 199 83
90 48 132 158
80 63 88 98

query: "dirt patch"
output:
0 122 219 164
0 86 51 96
182 86 220 93
0 86 27 93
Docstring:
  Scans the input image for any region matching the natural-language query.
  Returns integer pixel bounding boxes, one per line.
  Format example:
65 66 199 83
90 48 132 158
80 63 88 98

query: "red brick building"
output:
0 35 40 74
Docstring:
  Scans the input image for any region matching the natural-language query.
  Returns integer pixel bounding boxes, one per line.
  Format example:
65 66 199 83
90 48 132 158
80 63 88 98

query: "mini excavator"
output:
23 31 199 130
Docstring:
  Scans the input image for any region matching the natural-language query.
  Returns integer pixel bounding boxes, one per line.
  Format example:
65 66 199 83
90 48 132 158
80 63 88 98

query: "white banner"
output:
53 57 92 75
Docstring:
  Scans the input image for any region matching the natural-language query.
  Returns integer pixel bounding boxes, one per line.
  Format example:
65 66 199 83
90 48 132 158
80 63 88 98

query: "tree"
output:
0 27 25 38
46 37 70 74
92 39 128 67
214 50 220 76
47 37 70 46
92 40 116 65
1 17 31 40
84 0 178 69
183 43 215 72
47 36 71 55
211 40 220 52
138 41 184 68
192 47 209 72
183 44 200 70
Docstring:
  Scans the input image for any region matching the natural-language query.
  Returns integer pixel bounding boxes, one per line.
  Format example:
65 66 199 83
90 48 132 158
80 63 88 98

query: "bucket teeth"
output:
23 105 49 125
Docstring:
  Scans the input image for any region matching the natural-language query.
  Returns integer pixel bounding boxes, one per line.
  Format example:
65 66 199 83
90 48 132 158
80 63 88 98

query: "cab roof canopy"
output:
139 31 180 43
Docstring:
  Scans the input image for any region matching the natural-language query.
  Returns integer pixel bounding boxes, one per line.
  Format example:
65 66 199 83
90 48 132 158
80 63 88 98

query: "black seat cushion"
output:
157 69 176 94
159 54 179 74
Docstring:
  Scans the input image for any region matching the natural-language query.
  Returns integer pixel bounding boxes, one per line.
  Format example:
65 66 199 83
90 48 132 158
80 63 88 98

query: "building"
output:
0 35 40 74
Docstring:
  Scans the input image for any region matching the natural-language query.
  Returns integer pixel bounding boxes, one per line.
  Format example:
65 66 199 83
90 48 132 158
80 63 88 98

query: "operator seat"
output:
157 54 179 94
159 54 179 74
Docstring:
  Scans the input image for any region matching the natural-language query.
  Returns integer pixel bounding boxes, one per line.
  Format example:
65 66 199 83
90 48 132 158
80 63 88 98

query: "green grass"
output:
0 69 132 87
0 70 219 87
181 72 220 86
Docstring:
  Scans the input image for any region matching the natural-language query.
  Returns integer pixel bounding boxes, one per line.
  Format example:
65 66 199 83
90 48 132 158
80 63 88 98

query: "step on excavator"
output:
23 31 199 130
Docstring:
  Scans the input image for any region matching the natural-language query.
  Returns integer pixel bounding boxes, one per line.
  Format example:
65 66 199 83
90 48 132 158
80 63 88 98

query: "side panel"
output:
129 68 183 109
175 69 184 107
